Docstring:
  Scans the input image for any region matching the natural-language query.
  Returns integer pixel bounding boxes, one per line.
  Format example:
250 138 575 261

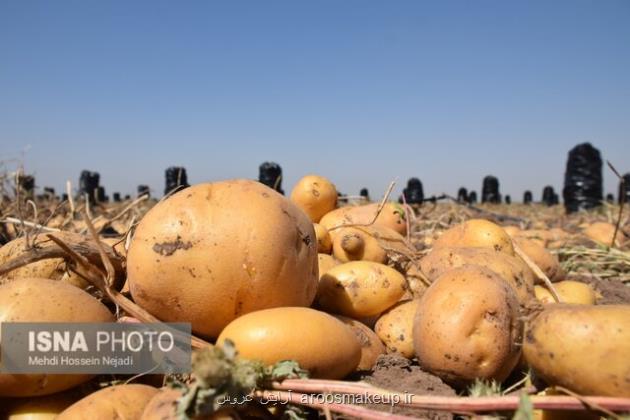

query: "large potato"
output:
335 315 386 371
375 300 418 359
317 261 407 318
319 202 407 237
332 225 408 264
513 237 562 281
413 266 522 385
290 175 337 223
58 384 159 420
523 304 630 397
432 219 515 255
127 180 319 338
534 281 596 305
419 246 535 305
216 307 361 379
0 278 114 397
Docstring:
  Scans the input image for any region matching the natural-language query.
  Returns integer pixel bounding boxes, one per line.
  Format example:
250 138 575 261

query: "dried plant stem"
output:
514 243 562 303
329 180 397 232
273 379 630 413
607 161 625 249
256 390 418 420
1 217 60 232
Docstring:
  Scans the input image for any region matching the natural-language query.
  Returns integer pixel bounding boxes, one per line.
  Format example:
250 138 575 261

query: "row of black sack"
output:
13 143 630 214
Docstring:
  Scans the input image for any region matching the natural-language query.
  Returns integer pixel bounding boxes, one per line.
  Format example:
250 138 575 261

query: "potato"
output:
513 237 562 281
523 304 630 397
319 202 407 237
314 223 332 254
335 315 386 371
0 278 114 397
502 226 521 237
583 222 623 247
0 237 65 283
318 253 339 280
413 266 522 385
6 391 79 419
290 175 337 223
432 219 515 255
216 307 361 379
317 261 407 318
127 180 319 338
332 225 407 264
375 300 418 359
534 281 596 305
58 384 159 420
419 246 535 305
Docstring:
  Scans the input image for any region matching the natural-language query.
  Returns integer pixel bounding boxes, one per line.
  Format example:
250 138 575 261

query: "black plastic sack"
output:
619 173 630 204
360 188 370 201
258 162 284 194
563 143 603 213
137 185 150 198
523 191 533 204
468 191 477 204
457 187 468 203
482 176 500 203
79 170 100 203
542 186 556 206
401 178 424 204
96 186 108 203
18 175 35 195
606 193 614 203
113 192 121 202
62 193 69 201
165 166 189 196
505 195 511 204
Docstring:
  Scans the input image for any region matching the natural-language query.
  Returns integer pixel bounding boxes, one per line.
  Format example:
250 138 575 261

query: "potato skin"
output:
375 300 418 359
319 202 407 237
335 315 386 371
332 225 408 264
6 391 79 419
290 175 338 223
314 223 332 254
58 384 159 420
0 278 114 397
317 261 407 318
583 222 623 247
317 253 339 280
523 304 630 397
127 180 319 338
419 247 535 305
413 266 522 385
432 219 515 255
534 281 595 305
217 307 361 379
513 237 562 281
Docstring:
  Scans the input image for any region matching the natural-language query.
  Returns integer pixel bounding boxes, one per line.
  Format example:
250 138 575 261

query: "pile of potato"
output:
0 174 629 419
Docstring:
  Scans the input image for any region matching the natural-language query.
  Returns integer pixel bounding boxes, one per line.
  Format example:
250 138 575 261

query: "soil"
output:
356 354 456 420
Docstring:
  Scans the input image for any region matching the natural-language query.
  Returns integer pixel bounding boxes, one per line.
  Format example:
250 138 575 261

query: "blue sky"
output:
1 1 629 201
